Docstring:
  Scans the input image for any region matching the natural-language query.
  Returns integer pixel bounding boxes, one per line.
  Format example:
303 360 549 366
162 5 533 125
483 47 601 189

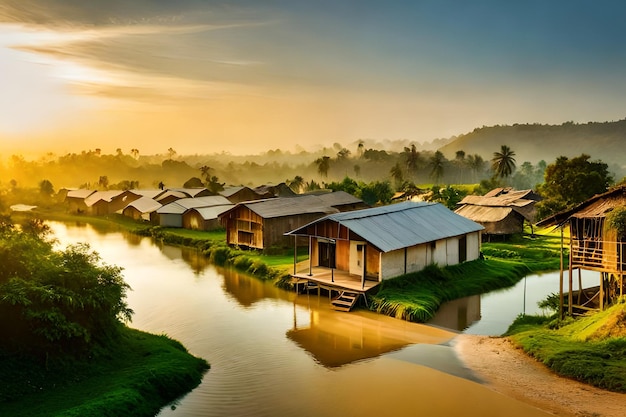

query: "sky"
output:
1 0 626 157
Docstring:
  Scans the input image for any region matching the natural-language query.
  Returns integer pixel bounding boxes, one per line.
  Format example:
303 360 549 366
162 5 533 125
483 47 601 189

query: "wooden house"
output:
64 189 96 213
537 185 626 314
155 190 188 205
219 186 264 204
455 188 540 238
285 201 483 308
253 183 296 198
307 190 370 212
182 205 234 231
84 190 141 216
122 196 162 221
219 195 344 250
156 196 232 228
169 187 213 198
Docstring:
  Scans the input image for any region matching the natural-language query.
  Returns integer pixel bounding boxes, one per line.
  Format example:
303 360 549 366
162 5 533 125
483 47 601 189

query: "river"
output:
48 221 598 417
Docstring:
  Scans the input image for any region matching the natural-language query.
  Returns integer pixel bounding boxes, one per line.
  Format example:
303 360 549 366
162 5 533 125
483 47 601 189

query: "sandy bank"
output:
454 334 626 417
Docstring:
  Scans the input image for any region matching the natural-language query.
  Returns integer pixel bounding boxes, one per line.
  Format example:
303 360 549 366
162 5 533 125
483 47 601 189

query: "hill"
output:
438 119 626 172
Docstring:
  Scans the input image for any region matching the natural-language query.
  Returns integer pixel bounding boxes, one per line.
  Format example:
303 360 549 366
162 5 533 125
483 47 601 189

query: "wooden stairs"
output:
331 291 360 312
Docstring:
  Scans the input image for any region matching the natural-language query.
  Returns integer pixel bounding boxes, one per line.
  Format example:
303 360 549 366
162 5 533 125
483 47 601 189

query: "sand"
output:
454 334 626 417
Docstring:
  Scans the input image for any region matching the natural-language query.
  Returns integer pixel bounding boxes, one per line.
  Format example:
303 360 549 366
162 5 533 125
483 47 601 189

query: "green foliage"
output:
605 206 626 238
537 154 613 219
359 180 394 205
325 176 360 195
426 185 468 209
0 220 132 355
0 327 208 417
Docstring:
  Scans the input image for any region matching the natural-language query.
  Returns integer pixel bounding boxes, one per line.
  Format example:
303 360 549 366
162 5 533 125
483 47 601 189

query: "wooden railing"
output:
570 239 624 272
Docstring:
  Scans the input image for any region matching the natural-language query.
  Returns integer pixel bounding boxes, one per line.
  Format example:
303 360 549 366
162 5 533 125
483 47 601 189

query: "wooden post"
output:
568 227 573 316
362 245 366 290
559 227 564 319
600 272 604 310
293 237 297 275
308 236 312 276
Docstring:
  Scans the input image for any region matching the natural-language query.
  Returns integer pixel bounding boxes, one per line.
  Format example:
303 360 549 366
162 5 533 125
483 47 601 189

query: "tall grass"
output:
369 259 530 322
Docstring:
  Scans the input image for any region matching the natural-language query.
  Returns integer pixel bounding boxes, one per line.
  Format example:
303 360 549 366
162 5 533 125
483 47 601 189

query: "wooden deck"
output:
291 267 381 294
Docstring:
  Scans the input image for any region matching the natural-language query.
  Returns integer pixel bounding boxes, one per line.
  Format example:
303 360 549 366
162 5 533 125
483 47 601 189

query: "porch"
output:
291 266 381 294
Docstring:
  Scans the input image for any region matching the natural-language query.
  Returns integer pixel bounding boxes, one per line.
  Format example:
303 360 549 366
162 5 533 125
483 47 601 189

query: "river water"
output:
48 221 598 417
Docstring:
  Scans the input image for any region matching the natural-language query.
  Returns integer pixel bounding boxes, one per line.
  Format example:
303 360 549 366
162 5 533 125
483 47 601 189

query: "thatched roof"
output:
537 185 626 227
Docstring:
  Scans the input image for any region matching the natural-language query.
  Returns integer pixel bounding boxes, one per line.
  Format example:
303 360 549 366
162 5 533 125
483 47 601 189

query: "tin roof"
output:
125 196 162 213
156 195 232 214
187 205 235 220
310 190 366 207
66 189 96 199
287 201 483 253
222 195 339 219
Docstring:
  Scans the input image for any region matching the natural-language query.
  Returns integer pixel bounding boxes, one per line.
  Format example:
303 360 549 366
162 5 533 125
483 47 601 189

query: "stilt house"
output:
537 185 626 314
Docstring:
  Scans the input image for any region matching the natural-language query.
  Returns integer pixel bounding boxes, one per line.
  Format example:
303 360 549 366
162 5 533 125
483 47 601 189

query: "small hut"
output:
537 185 626 314
455 188 540 238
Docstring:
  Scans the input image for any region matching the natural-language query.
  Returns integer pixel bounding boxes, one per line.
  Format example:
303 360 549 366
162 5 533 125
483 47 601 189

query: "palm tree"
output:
390 162 404 189
167 147 177 160
466 154 485 183
491 145 517 179
403 144 422 178
429 151 446 185
288 176 304 193
199 165 211 182
315 156 331 178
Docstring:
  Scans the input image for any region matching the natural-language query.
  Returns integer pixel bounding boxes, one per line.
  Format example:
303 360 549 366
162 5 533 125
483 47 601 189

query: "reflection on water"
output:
48 221 555 417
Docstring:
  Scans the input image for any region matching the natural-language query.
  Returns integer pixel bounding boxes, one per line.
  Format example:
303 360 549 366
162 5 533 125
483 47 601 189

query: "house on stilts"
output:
285 201 484 311
537 185 626 315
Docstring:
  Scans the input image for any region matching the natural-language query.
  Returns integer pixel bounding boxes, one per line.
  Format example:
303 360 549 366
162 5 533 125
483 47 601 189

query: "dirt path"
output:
453 334 626 417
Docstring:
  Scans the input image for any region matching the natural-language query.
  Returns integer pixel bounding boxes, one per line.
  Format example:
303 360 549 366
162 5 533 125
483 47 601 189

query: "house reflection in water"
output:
427 295 481 331
286 302 457 368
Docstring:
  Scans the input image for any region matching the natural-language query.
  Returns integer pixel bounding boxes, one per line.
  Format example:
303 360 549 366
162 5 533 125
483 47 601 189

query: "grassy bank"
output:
369 228 565 322
505 301 626 392
0 327 209 417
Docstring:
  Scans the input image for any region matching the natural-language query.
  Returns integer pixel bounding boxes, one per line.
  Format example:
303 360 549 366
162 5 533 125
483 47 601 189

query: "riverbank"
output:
0 327 209 417
454 334 626 417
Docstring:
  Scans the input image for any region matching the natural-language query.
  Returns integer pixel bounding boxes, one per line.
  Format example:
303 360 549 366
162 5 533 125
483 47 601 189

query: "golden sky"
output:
1 1 626 157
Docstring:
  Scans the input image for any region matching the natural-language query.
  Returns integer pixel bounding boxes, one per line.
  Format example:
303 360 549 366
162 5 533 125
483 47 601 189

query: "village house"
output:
155 190 189 205
122 196 162 222
537 185 626 314
64 189 96 213
182 205 234 231
156 195 232 228
284 201 484 310
218 194 348 251
455 188 540 238
84 190 141 216
219 186 264 204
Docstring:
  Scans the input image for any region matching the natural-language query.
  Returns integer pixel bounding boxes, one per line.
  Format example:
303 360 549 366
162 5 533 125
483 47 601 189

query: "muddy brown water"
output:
49 221 596 417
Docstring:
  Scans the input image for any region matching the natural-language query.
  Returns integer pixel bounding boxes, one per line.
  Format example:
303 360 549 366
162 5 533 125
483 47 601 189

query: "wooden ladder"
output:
330 291 360 312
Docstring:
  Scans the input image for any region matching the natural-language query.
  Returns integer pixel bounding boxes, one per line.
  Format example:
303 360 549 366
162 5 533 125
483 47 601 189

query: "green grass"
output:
0 327 209 417
506 301 626 392
369 227 565 322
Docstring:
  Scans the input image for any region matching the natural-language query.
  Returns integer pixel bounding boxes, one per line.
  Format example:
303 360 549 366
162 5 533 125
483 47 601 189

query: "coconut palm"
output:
429 151 446 185
390 162 404 188
315 156 331 178
288 176 304 193
403 144 422 178
466 154 485 183
491 145 517 179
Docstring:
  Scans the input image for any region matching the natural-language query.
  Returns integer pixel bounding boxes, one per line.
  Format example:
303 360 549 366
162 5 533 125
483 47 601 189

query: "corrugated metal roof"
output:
169 187 210 197
131 189 166 199
84 190 126 206
157 196 232 214
229 195 339 219
454 205 513 223
157 202 186 215
155 190 187 202
312 191 365 207
125 197 162 213
176 196 232 209
287 201 483 253
189 205 235 220
66 189 96 199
